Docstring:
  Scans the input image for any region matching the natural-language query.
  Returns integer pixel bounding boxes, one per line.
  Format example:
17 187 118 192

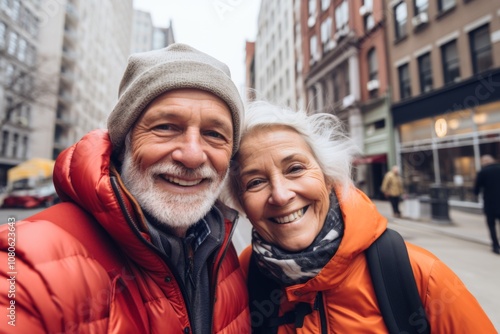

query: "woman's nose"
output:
268 177 295 206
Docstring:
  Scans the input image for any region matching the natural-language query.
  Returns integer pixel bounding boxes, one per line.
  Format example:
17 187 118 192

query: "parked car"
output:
2 158 59 208
2 181 59 208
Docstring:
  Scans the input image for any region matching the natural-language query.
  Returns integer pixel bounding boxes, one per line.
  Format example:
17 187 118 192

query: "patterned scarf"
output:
252 192 344 286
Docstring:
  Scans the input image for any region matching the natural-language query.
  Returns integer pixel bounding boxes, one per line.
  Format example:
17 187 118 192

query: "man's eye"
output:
205 131 224 139
154 124 173 131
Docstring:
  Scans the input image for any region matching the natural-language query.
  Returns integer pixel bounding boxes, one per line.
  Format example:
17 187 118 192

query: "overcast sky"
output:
132 0 262 98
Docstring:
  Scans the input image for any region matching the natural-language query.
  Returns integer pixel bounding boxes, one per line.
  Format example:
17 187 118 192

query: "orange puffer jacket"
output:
240 188 496 333
0 130 250 333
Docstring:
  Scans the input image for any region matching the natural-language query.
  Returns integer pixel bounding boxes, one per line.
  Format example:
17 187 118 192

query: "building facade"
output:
255 0 298 107
386 0 500 208
301 0 393 198
244 40 256 102
131 10 175 54
32 0 134 160
0 0 42 186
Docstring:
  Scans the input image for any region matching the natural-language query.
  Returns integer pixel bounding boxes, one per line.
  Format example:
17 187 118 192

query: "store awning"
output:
352 154 387 165
7 158 55 184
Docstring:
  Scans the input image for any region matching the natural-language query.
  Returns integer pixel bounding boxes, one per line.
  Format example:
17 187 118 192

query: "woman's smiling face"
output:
237 126 333 252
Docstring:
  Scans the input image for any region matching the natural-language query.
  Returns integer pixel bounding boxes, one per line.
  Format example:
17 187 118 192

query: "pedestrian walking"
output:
474 154 500 255
381 165 404 218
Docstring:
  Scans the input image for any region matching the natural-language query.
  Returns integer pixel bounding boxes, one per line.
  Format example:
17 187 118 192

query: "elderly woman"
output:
223 101 495 333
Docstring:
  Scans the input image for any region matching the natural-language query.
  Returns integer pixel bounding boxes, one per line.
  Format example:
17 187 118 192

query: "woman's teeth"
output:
274 208 305 224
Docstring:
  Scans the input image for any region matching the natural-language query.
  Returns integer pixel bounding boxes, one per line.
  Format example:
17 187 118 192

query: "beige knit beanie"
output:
107 43 244 157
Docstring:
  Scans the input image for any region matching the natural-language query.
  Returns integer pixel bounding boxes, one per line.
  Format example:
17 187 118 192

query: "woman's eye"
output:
288 165 304 173
246 179 264 190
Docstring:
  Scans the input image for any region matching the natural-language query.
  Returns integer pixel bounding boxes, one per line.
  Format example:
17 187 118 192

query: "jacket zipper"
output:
314 292 327 333
110 177 194 330
209 213 240 334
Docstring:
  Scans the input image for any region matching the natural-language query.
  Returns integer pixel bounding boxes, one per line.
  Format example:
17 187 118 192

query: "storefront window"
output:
401 150 434 194
438 146 476 202
475 102 500 132
400 118 432 143
439 109 473 137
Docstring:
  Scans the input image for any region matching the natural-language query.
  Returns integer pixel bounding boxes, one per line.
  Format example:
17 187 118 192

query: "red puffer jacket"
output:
0 129 250 333
240 188 496 333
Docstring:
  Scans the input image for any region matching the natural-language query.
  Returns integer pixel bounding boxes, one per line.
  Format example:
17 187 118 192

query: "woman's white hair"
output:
222 101 360 212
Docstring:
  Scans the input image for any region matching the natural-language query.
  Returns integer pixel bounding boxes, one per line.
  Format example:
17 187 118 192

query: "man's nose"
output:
171 132 207 169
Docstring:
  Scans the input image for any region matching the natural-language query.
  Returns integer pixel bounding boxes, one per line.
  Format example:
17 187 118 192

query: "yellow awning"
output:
7 158 55 183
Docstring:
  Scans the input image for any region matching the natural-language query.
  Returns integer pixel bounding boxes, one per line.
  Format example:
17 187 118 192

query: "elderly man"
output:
0 44 250 333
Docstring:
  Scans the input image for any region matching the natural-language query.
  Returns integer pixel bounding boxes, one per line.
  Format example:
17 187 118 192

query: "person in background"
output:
222 101 496 333
0 43 250 333
474 154 500 255
381 165 404 218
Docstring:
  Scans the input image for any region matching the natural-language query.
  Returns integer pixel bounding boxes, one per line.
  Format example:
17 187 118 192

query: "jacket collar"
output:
284 187 387 302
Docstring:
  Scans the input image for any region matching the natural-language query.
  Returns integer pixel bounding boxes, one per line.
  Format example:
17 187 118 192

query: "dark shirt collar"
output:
184 218 211 252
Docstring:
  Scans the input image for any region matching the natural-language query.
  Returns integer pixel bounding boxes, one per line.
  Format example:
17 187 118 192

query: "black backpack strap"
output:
248 253 313 333
366 228 431 334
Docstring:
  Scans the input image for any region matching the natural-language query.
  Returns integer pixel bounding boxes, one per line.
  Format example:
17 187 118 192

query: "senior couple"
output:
0 44 495 333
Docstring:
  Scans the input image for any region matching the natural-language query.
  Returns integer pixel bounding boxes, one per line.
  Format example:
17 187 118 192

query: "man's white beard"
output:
121 150 228 231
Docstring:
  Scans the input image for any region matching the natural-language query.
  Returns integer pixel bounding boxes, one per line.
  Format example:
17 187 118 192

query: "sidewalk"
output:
372 199 491 247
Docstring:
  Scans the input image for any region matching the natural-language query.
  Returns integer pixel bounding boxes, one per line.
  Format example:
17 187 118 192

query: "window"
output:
367 48 378 81
310 35 318 63
364 14 375 32
417 52 433 93
321 0 330 11
441 40 460 84
12 133 18 158
0 21 5 49
320 17 332 51
344 62 350 96
333 71 340 102
1 131 8 157
414 0 428 14
438 0 455 12
367 48 378 98
22 136 28 159
398 63 411 99
469 24 492 75
7 31 17 55
17 38 26 62
362 0 374 31
308 0 316 16
5 63 14 84
335 0 349 31
11 0 20 20
394 2 407 40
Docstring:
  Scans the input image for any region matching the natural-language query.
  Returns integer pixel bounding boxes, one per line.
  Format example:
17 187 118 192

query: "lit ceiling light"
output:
435 118 447 138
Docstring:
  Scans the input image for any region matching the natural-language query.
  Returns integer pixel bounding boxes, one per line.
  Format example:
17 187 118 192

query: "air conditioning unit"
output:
359 5 372 16
342 94 355 108
411 12 428 28
367 79 379 91
308 16 316 28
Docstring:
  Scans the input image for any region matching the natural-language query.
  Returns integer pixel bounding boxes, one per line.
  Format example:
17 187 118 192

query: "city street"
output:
2 205 499 330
